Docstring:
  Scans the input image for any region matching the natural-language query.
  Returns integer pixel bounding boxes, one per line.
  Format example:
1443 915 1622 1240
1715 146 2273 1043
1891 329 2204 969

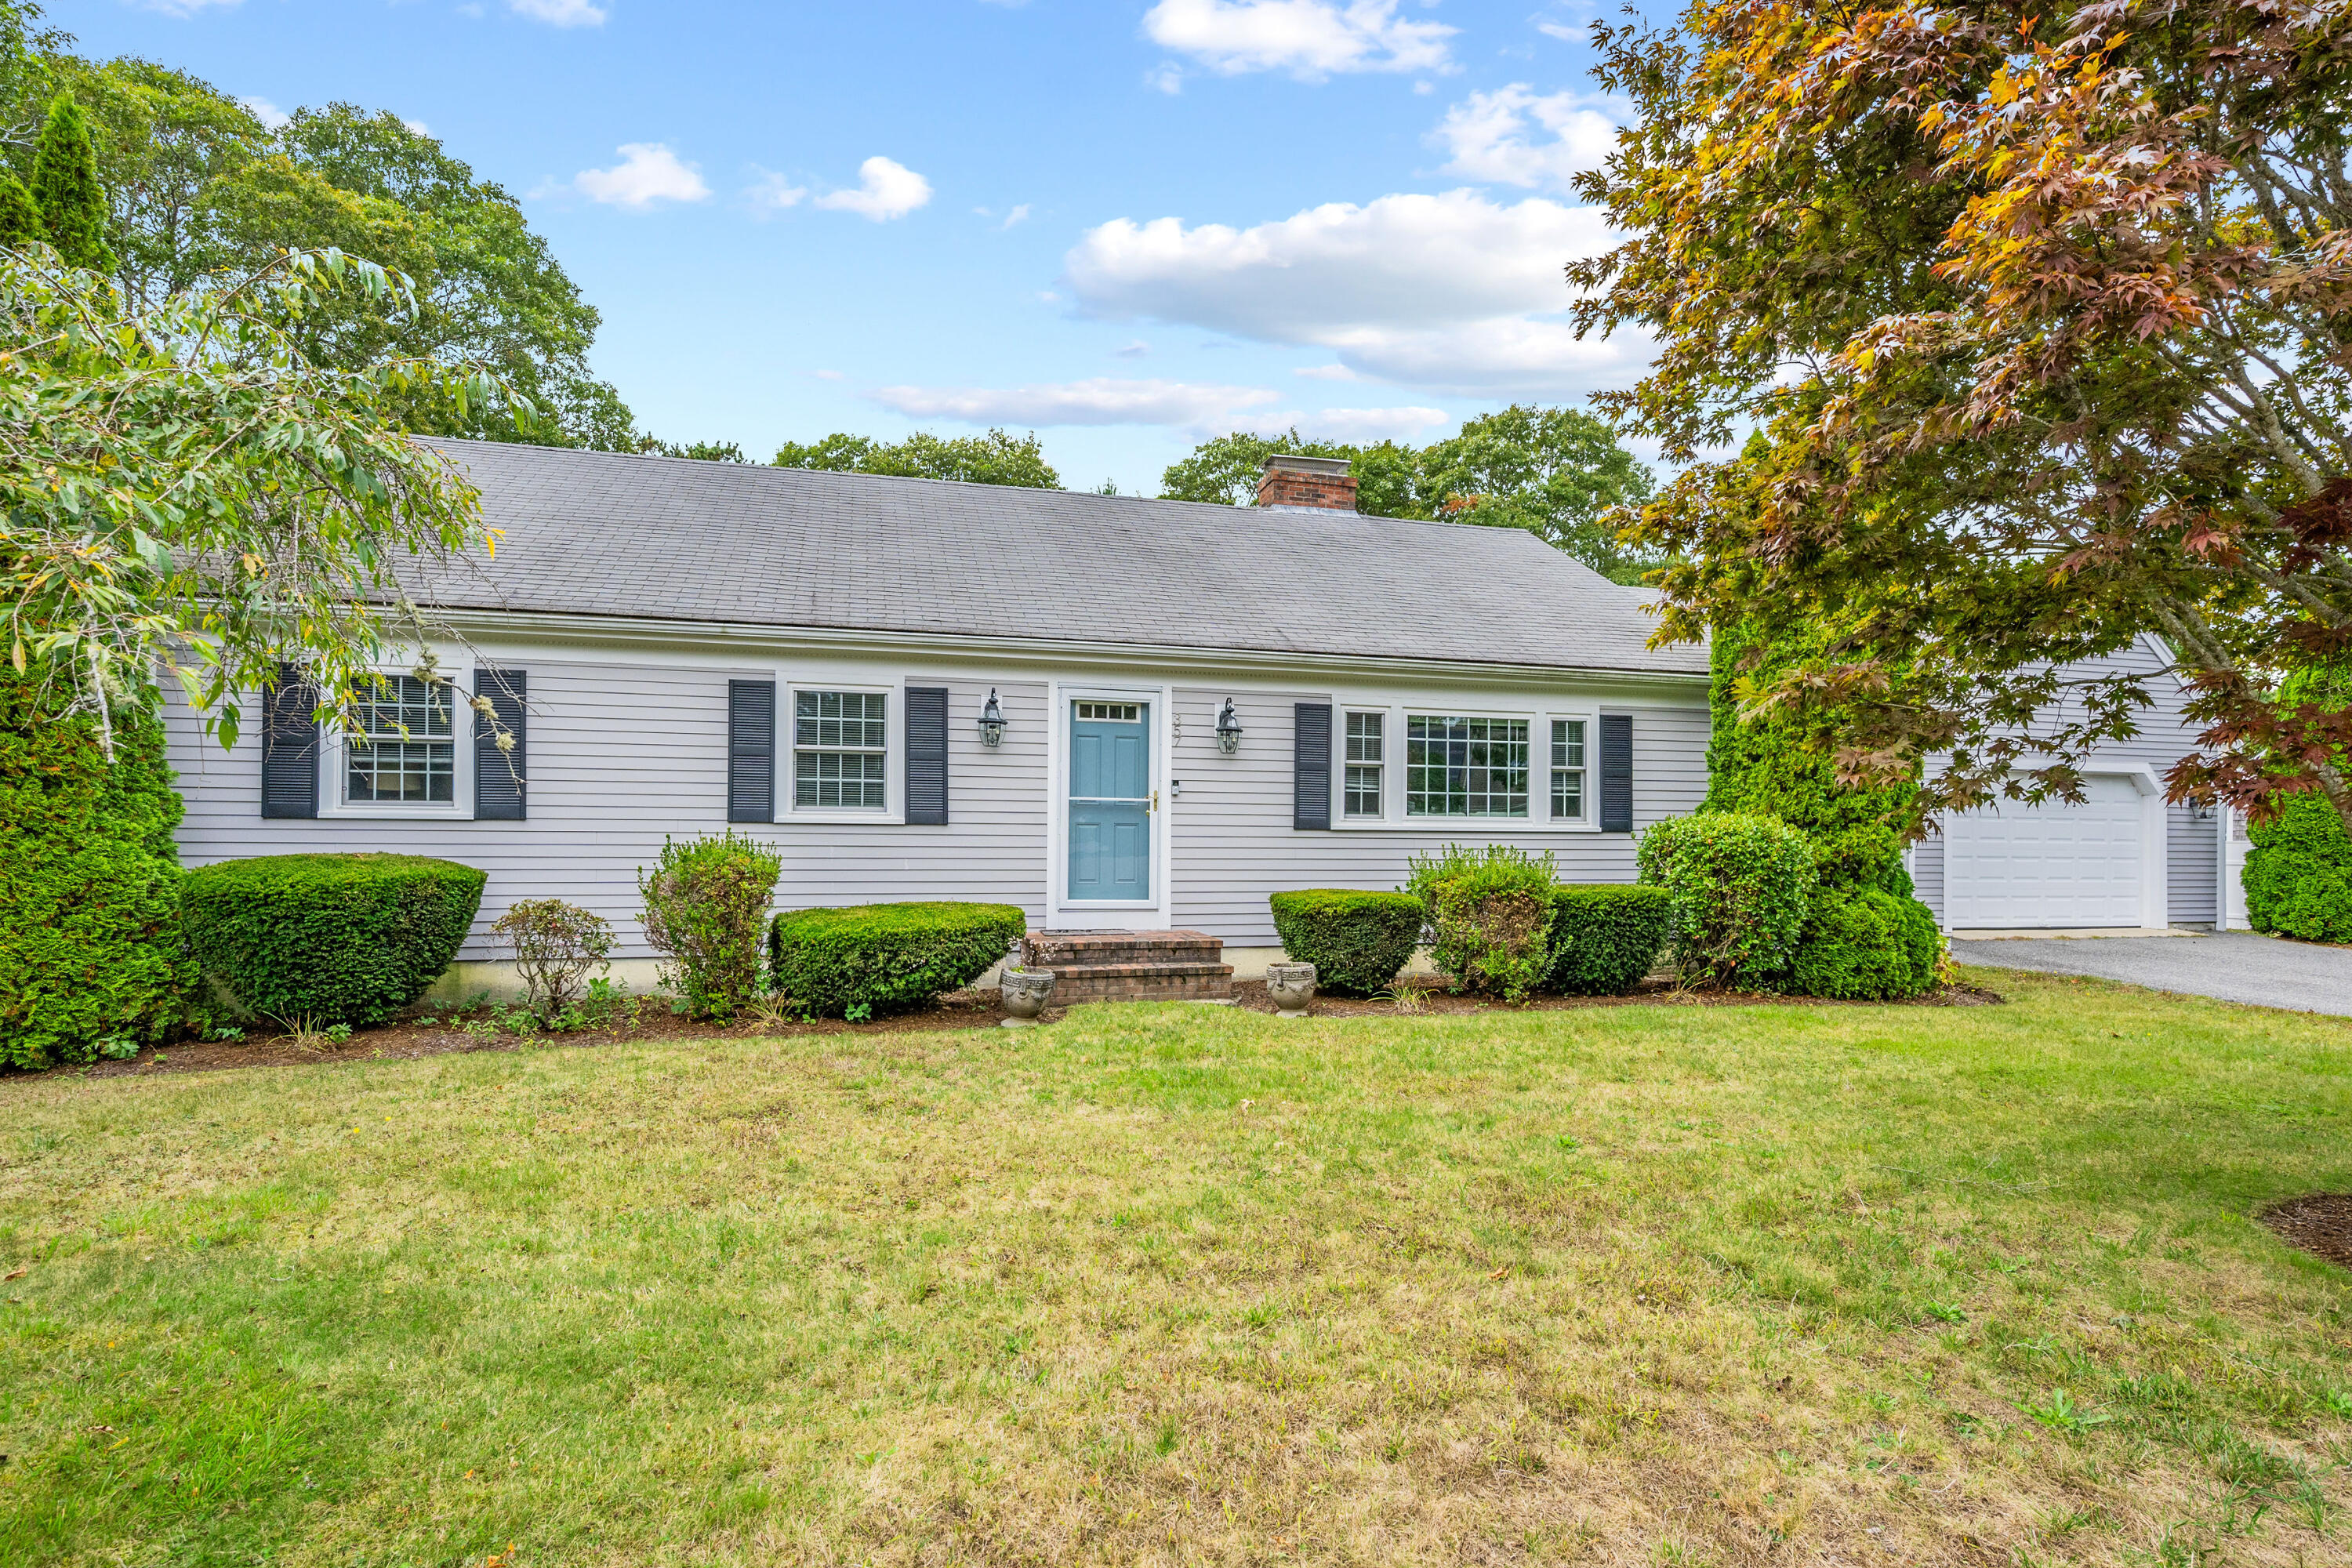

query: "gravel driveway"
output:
1949 930 2352 1018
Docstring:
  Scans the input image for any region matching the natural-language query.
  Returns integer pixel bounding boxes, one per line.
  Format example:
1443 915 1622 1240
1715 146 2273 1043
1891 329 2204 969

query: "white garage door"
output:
1945 775 2147 928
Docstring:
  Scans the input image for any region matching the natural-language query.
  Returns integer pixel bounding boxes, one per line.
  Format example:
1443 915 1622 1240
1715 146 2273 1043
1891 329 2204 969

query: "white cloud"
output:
746 170 808 213
133 0 242 14
1283 405 1452 442
1000 203 1032 230
1142 0 1454 78
815 157 932 222
405 118 430 136
1063 188 1642 395
1114 339 1151 359
511 0 606 25
1145 62 1187 93
1535 20 1579 42
569 143 710 209
1431 84 1624 191
868 377 1281 432
240 96 289 130
1294 362 1358 380
810 369 845 381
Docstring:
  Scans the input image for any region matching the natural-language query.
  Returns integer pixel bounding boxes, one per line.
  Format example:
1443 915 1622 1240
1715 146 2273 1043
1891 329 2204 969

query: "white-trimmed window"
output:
345 673 456 805
1344 711 1385 818
1406 715 1529 818
794 690 887 809
1550 718 1588 822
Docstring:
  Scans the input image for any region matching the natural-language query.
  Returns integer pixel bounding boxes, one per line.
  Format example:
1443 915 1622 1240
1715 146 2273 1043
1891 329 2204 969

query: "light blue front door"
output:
1069 700 1151 901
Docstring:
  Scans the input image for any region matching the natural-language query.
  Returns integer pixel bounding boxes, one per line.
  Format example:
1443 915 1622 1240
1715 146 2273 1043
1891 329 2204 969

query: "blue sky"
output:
77 0 1653 493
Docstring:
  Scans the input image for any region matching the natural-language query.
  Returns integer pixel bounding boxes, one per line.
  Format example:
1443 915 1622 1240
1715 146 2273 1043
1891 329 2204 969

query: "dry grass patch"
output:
2 968 2349 1566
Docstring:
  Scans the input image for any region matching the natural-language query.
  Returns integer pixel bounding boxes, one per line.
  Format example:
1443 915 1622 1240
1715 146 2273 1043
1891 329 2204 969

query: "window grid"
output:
346 673 454 804
1551 718 1588 822
1344 710 1384 818
1405 715 1529 818
795 690 887 809
1075 702 1141 722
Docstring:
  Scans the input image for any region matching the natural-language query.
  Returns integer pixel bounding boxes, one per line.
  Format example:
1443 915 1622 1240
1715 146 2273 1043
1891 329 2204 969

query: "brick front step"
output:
1022 929 1234 1003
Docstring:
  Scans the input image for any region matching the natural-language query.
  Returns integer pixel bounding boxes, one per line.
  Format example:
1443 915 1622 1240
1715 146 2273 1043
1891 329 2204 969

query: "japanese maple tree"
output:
1573 0 2352 829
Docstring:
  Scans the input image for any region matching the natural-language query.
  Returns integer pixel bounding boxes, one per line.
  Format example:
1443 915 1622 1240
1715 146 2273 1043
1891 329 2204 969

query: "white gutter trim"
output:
430 606 1713 695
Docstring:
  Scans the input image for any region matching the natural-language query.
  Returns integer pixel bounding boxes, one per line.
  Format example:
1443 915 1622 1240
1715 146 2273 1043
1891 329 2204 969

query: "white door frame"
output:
1943 762 2168 931
1044 679 1174 929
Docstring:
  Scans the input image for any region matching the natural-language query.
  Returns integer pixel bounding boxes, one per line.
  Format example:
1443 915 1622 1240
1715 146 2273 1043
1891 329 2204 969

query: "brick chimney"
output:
1255 453 1359 513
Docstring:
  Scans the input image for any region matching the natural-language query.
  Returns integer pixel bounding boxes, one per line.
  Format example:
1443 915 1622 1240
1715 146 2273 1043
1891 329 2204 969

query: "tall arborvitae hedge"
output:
2243 664 2352 943
1703 619 1940 995
29 93 114 274
0 170 42 249
0 671 197 1067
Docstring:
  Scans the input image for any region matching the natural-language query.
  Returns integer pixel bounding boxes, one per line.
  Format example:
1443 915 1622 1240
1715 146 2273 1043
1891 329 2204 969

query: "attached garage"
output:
1940 771 2165 931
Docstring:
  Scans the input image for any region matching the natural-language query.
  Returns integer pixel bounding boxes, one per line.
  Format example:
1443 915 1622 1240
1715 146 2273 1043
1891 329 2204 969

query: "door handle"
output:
1149 789 1160 813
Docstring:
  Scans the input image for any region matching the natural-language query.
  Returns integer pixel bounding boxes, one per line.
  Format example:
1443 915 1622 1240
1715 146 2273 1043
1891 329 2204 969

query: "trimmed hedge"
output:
182 853 486 1026
2 672 197 1068
1784 885 1940 1000
1269 889 1424 994
1704 618 1920 890
1544 884 1671 996
768 901 1025 1018
2245 793 2352 943
1637 812 1817 987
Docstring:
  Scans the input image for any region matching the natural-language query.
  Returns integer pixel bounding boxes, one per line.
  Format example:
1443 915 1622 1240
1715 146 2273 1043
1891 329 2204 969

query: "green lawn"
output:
2 971 2348 1567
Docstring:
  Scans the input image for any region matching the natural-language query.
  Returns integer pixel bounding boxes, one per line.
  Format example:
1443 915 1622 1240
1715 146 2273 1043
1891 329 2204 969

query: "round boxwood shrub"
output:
182 853 487 1026
2244 793 2352 942
1269 889 1425 994
1636 812 1817 988
1783 885 1940 1000
2 672 198 1069
1543 884 1672 996
768 901 1025 1018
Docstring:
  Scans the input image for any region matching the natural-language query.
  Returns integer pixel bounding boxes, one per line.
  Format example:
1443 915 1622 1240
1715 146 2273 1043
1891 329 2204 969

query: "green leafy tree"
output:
1570 0 2352 830
1419 407 1654 583
0 245 499 752
0 169 37 246
1157 409 1654 583
28 90 109 270
645 438 748 463
772 428 1061 488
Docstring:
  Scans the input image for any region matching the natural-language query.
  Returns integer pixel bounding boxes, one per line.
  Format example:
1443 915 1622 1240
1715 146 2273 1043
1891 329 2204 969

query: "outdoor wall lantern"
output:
977 688 1007 748
1215 698 1244 755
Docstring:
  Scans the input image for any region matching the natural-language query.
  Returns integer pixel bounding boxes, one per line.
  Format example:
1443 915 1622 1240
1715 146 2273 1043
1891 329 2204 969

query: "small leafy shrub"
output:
1543 884 1672 996
2244 793 2352 943
2 671 198 1069
639 833 783 1019
1635 813 1817 987
182 853 486 1027
492 898 614 1025
1406 844 1557 1000
768 901 1025 1019
1268 889 1425 994
1782 884 1940 1000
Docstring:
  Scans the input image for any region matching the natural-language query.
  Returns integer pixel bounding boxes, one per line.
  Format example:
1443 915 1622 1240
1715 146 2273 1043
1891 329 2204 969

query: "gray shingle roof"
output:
409 438 1707 678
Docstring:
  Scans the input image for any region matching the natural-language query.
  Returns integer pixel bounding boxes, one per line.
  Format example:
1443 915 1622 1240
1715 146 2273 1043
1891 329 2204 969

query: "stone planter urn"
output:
1265 961 1317 1018
1000 967 1054 1026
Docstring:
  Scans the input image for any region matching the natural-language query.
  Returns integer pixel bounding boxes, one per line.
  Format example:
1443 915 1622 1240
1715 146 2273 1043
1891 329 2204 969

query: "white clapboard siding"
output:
1915 635 2220 928
1167 689 1710 945
167 664 1054 960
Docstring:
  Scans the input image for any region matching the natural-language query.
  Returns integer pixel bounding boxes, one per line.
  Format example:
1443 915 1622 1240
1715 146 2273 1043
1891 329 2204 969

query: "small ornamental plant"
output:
1405 844 1559 1000
492 898 614 1025
638 833 782 1020
1635 813 1817 989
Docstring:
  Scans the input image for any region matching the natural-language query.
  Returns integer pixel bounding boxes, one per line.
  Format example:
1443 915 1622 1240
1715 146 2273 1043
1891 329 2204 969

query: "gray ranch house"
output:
161 445 2238 993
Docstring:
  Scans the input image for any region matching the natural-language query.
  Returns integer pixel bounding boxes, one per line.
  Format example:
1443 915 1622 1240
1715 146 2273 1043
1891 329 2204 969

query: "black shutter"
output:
474 668 528 822
905 685 949 826
728 680 776 823
1599 713 1633 833
260 662 318 819
1294 702 1332 830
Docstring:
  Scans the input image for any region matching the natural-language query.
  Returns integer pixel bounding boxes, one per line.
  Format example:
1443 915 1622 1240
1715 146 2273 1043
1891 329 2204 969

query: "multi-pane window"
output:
794 690 887 809
1406 715 1529 817
1344 711 1385 818
346 674 455 804
1551 718 1588 822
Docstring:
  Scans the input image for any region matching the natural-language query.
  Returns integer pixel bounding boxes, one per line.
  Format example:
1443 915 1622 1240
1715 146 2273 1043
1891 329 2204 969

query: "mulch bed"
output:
2259 1194 2352 1269
33 974 2008 1084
